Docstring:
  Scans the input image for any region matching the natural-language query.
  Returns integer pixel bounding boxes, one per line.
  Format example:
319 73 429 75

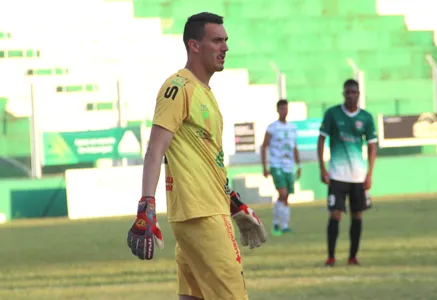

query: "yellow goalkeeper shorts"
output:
170 214 249 300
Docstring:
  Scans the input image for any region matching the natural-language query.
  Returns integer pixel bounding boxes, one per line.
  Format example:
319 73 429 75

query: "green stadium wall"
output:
228 155 437 201
0 177 67 222
1 155 437 222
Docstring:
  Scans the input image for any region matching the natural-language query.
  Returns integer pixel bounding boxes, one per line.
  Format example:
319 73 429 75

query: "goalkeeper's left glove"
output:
230 191 267 249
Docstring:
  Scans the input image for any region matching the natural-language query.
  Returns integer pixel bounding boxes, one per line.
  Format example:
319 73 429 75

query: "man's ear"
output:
188 39 200 53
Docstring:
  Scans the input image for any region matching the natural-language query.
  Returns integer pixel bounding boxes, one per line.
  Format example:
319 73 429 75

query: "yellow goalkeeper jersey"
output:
152 68 230 222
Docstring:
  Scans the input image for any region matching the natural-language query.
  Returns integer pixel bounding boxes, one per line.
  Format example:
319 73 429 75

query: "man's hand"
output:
321 169 330 185
263 168 270 178
364 173 372 190
127 196 164 260
230 191 267 249
296 167 302 180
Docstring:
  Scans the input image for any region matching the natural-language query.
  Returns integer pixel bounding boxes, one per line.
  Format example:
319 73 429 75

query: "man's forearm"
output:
294 147 301 166
141 149 164 197
317 137 326 171
367 144 377 176
261 147 268 170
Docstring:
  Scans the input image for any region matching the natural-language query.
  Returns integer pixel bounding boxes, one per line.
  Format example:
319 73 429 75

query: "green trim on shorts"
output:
270 167 295 194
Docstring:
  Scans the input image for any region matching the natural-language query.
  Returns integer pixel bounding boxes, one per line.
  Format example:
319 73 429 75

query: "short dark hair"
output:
344 79 359 89
183 12 224 51
277 99 288 108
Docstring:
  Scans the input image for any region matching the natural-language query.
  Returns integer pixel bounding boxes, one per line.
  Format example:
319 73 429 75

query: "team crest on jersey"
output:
355 120 363 129
200 104 209 119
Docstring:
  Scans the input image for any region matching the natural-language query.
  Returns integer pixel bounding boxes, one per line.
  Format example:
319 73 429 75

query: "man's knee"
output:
278 188 288 199
352 211 362 220
330 210 342 221
179 295 203 300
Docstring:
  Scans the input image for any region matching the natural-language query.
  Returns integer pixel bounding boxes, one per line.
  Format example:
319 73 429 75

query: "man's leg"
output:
326 210 341 266
349 211 362 264
270 167 288 236
272 197 282 233
325 180 348 266
280 172 295 233
171 216 248 300
348 183 370 265
174 243 204 299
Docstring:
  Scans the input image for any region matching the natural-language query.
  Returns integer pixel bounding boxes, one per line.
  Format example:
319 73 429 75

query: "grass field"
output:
1 197 437 300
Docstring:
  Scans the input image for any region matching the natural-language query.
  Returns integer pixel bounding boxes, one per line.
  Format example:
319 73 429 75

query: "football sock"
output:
272 200 281 227
349 218 362 259
327 218 339 259
281 204 290 230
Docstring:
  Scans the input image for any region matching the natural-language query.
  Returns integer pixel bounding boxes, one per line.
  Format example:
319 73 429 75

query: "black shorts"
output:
327 180 371 213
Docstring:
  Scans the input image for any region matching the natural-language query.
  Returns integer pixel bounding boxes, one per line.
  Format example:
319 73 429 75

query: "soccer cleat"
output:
324 258 336 267
282 227 294 234
271 224 283 236
347 257 360 265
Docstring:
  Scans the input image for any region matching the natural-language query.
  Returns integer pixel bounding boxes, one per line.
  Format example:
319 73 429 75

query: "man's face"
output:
198 23 228 73
343 84 360 108
277 104 288 119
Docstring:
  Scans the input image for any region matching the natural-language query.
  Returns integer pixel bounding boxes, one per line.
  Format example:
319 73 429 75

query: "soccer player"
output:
261 99 302 236
317 79 377 267
126 12 267 300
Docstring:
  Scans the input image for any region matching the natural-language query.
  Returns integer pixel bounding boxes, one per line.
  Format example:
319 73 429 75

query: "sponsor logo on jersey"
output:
196 128 212 139
215 148 224 168
171 76 185 87
222 215 242 264
166 176 173 191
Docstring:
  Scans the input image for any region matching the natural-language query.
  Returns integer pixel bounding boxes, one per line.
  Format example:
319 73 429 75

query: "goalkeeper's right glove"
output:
127 196 164 260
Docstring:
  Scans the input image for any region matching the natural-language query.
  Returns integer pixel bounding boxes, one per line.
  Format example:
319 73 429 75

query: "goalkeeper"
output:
126 12 267 300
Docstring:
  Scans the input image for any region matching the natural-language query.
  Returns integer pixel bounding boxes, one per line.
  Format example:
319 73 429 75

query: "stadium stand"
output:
1 0 437 178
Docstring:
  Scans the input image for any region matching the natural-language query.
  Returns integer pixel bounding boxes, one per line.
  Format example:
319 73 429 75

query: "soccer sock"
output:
281 205 291 230
327 218 339 259
349 218 362 259
272 200 281 227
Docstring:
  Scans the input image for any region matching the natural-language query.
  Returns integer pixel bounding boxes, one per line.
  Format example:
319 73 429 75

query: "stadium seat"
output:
1 0 437 162
378 0 437 44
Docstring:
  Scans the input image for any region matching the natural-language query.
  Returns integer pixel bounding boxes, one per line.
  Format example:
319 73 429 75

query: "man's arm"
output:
318 134 330 184
142 75 188 196
366 142 377 178
128 124 172 260
318 109 332 184
293 145 302 179
364 114 378 189
141 125 174 197
317 135 327 172
293 146 301 166
293 127 301 169
261 131 272 176
127 75 187 260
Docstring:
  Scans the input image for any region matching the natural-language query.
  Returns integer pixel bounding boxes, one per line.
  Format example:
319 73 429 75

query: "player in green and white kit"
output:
317 79 377 266
261 99 302 236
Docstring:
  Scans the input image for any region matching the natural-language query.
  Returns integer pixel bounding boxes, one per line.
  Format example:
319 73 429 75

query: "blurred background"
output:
1 0 437 221
1 1 437 299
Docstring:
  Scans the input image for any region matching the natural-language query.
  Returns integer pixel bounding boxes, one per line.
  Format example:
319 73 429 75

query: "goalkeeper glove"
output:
127 196 164 260
230 191 267 249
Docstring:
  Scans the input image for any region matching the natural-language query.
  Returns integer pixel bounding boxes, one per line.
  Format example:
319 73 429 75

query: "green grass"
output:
1 197 437 299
